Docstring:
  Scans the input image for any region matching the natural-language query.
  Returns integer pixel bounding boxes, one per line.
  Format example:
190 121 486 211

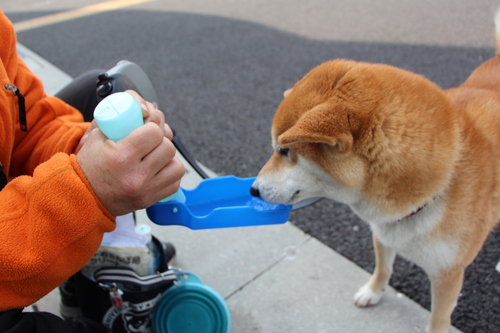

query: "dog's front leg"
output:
426 269 464 333
354 234 396 307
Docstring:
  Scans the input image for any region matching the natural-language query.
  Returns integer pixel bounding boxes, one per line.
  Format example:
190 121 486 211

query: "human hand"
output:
76 92 184 216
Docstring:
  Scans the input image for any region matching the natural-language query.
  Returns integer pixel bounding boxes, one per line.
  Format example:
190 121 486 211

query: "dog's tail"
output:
495 8 500 55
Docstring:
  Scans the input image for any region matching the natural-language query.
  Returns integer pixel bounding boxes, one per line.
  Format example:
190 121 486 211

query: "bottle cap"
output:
94 92 144 141
134 224 152 237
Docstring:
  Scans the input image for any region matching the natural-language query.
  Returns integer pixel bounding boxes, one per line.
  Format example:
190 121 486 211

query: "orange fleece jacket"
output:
0 11 116 311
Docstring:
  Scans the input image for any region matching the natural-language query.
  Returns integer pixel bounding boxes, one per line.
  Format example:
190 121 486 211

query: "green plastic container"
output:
152 272 231 333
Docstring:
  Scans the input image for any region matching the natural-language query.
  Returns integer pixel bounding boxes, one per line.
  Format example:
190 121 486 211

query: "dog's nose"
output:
250 186 260 198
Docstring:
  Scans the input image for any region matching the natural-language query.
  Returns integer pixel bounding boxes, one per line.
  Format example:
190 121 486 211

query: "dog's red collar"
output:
401 204 427 219
399 197 435 221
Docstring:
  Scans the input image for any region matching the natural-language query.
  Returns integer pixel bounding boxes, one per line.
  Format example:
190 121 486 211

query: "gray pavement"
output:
5 0 499 332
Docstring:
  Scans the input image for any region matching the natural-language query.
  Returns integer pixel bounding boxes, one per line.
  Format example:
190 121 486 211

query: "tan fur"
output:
252 17 500 333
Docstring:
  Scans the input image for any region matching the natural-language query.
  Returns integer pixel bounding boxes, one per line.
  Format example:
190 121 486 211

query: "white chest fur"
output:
365 199 458 277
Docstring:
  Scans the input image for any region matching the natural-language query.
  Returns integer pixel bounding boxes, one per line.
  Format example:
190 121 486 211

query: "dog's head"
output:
251 59 459 221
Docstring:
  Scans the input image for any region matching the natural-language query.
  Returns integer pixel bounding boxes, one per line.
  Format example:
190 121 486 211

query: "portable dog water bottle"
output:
94 93 293 229
94 92 185 202
152 272 231 333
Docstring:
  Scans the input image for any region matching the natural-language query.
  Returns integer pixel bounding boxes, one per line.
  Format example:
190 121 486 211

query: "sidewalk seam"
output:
224 235 313 300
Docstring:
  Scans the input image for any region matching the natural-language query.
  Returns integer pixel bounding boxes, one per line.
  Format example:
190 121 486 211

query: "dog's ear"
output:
283 88 293 98
278 102 353 153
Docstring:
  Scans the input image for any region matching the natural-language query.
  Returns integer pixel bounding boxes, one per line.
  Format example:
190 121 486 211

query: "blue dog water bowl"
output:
152 272 231 333
146 176 292 229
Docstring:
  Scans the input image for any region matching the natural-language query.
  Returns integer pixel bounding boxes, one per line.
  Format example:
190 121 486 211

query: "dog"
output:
250 12 500 333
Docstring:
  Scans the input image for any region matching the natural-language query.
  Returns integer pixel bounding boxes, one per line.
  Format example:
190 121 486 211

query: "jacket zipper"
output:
0 162 7 190
4 84 27 132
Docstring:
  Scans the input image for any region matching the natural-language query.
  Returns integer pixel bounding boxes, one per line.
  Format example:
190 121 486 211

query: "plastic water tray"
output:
146 176 292 230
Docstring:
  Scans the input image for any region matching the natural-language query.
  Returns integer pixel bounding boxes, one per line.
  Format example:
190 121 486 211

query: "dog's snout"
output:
250 186 260 198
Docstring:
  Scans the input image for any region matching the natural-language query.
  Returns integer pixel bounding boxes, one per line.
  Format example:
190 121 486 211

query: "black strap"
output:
93 266 177 288
172 135 210 179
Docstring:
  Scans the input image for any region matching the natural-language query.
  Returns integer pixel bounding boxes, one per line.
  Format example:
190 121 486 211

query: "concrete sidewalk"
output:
21 44 462 333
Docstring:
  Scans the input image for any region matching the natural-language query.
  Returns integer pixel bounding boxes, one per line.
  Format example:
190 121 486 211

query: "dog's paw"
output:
354 284 384 307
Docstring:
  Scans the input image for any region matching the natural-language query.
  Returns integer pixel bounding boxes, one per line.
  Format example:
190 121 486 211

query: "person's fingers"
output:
141 137 179 177
146 158 185 203
124 90 172 139
163 123 174 140
116 122 164 157
75 120 99 153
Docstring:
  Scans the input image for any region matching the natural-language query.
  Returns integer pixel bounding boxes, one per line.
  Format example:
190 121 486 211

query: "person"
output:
0 10 185 332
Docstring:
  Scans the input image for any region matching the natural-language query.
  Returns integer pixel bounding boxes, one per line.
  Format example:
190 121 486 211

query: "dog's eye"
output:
277 147 290 157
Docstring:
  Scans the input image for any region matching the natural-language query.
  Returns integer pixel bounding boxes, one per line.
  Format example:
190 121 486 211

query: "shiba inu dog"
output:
250 12 500 333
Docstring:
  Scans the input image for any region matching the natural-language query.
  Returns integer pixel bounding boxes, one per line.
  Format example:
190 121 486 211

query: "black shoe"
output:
59 275 82 319
65 316 111 333
151 237 176 272
162 241 176 266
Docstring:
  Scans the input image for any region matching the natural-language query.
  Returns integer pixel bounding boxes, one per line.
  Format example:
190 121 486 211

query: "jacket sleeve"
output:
0 10 91 176
9 50 91 177
0 11 116 310
0 154 116 310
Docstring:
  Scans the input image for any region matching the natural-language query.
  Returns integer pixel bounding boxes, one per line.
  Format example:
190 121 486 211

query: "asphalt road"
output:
3 1 500 332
